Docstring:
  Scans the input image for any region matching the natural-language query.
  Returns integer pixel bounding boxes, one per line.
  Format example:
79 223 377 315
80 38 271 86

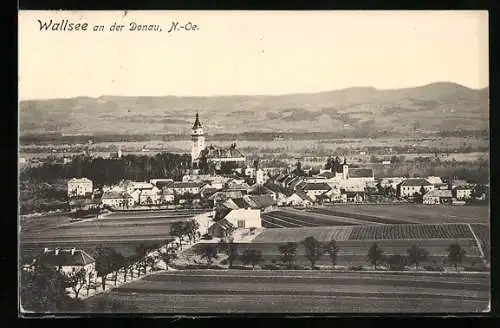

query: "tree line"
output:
20 153 192 186
194 237 471 272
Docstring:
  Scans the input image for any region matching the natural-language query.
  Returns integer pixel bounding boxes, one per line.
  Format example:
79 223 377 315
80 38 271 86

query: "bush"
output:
228 265 255 270
463 265 489 272
288 264 308 270
423 265 444 272
261 264 283 270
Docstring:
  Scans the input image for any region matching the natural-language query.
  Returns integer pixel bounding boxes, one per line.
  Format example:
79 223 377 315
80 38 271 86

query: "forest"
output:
20 153 192 187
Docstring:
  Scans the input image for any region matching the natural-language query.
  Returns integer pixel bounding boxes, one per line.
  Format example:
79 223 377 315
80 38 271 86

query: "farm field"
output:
261 211 361 228
83 270 490 313
19 209 204 260
20 238 173 259
307 205 489 225
254 222 485 242
20 213 73 233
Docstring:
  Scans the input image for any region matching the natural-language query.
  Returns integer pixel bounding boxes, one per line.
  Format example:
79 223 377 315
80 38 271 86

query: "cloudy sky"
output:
19 11 488 100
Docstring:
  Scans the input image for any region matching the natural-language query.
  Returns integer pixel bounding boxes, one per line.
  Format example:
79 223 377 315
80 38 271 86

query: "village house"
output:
173 181 205 195
248 185 277 200
344 190 366 203
207 218 235 238
69 198 102 212
101 191 134 208
453 185 474 200
39 248 95 277
67 178 93 198
299 182 332 201
150 178 174 187
397 178 435 198
222 208 262 229
320 186 346 203
426 176 443 184
138 188 163 205
243 194 277 212
423 189 453 205
261 184 289 204
123 181 156 195
379 177 406 190
280 191 314 206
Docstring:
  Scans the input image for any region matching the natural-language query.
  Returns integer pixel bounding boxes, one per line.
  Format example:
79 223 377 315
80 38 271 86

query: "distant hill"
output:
19 82 489 137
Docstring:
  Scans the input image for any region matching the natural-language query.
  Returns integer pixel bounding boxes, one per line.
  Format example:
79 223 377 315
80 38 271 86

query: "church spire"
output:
193 112 202 129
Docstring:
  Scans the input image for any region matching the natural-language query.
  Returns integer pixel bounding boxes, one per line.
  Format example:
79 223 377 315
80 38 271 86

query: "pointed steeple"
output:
193 112 202 129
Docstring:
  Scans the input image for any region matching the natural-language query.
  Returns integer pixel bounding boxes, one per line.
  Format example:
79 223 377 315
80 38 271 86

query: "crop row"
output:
348 224 474 241
310 208 412 225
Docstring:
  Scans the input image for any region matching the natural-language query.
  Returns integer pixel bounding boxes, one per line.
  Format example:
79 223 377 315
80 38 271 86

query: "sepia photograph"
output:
18 10 490 314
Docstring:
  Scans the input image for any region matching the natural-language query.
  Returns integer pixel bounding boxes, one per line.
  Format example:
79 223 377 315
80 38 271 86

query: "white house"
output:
139 188 162 205
222 208 262 229
67 178 93 198
423 190 453 205
173 182 205 195
101 191 134 208
40 248 95 277
299 182 332 201
453 186 473 200
426 176 443 185
281 191 314 206
321 187 346 203
397 178 435 198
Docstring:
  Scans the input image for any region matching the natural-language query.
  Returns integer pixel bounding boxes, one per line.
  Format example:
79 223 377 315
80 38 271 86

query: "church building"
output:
190 113 246 168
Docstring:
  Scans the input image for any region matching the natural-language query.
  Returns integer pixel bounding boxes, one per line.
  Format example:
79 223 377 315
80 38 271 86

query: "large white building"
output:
67 178 93 198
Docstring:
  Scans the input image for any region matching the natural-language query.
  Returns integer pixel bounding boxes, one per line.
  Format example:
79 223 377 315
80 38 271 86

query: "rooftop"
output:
39 249 95 267
68 178 92 183
399 178 432 187
349 168 374 178
192 112 202 129
244 195 276 209
424 190 453 198
102 191 133 199
301 182 332 191
174 182 205 188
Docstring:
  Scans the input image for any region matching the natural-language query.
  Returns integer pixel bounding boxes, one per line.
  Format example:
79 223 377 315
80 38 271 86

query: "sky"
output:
19 11 489 100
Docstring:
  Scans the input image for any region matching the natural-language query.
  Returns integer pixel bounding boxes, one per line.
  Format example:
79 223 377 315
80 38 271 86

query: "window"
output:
237 220 245 228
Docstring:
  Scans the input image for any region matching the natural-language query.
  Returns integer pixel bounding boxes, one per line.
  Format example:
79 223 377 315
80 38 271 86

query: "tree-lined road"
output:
84 270 490 313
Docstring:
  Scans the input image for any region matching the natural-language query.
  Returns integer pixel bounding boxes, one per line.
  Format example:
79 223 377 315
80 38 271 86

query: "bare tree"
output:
324 239 340 270
66 268 87 299
278 242 298 268
367 243 384 270
303 236 324 269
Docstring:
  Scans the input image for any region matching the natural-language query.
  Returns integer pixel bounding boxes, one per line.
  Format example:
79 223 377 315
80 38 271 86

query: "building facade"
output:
67 178 93 198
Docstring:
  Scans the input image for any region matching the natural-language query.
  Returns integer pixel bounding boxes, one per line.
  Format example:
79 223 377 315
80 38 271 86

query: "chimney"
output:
55 249 59 255
71 248 76 255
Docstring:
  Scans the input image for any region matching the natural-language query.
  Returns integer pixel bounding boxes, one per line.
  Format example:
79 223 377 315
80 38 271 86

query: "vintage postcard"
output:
18 10 490 314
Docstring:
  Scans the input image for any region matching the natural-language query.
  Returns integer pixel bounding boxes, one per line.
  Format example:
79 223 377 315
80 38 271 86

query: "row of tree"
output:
20 153 191 186
194 237 469 272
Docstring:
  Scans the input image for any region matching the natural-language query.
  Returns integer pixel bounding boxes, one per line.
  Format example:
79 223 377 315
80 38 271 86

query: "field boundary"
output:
467 223 486 260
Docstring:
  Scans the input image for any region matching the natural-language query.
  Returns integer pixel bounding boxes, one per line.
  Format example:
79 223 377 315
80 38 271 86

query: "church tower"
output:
342 157 349 180
191 113 205 165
